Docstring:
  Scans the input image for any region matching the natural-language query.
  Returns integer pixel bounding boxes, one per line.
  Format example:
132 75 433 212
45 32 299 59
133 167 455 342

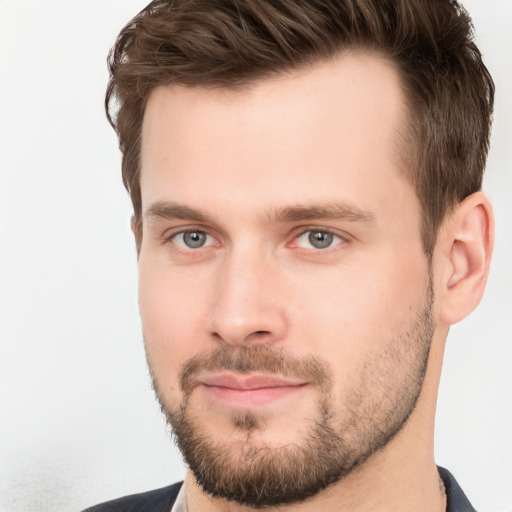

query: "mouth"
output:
197 373 309 407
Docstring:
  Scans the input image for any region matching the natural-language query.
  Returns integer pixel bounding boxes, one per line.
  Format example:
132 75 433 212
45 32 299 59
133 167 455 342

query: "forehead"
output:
140 52 412 218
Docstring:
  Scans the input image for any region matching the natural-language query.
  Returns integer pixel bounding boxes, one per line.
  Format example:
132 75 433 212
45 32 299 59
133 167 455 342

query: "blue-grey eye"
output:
295 230 343 250
308 231 334 249
182 231 207 248
171 230 216 250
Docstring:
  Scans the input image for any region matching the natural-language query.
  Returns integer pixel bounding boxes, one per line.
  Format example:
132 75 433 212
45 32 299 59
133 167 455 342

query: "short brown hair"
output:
106 0 494 255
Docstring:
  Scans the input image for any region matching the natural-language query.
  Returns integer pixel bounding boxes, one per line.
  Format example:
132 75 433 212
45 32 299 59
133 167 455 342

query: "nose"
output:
207 250 287 347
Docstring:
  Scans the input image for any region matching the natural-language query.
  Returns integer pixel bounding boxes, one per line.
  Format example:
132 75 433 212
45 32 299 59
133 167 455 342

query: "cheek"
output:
138 261 213 390
288 253 429 376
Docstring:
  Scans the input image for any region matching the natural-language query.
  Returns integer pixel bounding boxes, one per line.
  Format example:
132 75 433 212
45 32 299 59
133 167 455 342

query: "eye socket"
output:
171 230 216 249
294 230 344 250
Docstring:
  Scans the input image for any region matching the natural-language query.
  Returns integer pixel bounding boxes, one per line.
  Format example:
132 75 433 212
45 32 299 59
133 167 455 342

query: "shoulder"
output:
81 482 183 512
438 467 477 512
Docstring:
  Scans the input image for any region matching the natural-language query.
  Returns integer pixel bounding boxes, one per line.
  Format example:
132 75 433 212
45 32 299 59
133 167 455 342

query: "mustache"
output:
179 345 333 395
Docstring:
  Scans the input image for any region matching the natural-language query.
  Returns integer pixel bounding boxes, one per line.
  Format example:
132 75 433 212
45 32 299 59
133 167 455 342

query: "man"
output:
84 0 494 511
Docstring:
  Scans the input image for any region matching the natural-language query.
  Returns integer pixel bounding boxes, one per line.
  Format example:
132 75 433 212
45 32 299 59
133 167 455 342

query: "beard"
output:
147 278 434 508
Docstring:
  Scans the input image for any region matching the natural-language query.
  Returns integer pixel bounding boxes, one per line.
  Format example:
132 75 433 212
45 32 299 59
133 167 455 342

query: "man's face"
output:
138 54 434 506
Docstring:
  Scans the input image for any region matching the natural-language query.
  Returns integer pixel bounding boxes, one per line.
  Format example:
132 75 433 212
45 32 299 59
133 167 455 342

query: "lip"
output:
200 373 306 389
198 373 308 407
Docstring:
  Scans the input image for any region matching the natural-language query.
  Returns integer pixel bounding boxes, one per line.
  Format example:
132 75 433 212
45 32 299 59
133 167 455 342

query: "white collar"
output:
170 481 188 512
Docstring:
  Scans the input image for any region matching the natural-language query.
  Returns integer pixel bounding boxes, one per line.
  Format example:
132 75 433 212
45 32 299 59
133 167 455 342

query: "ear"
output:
130 214 142 257
435 191 494 325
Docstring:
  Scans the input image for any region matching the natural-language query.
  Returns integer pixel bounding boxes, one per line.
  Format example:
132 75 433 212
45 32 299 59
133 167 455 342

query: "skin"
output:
137 53 494 512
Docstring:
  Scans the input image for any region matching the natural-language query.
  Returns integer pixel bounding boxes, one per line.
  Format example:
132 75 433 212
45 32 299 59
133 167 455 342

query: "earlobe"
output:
437 192 494 325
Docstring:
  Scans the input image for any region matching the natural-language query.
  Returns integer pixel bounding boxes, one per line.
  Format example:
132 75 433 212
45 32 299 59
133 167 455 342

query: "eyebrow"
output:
144 201 210 222
266 203 376 224
144 201 375 225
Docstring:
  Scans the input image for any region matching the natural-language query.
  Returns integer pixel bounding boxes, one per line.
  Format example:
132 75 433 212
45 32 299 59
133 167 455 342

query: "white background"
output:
0 1 510 511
